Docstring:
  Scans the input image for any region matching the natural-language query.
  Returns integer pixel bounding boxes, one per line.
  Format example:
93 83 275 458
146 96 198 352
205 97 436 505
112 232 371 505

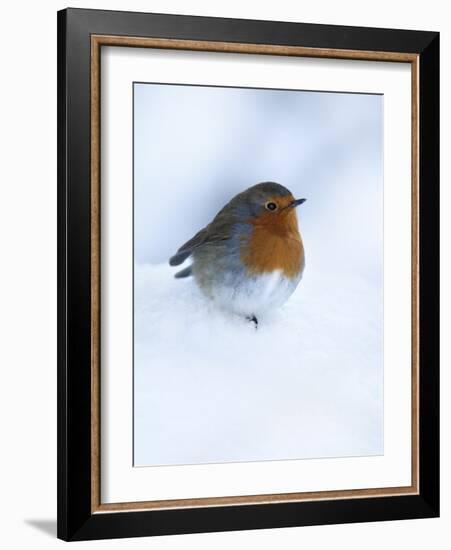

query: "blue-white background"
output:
134 83 383 466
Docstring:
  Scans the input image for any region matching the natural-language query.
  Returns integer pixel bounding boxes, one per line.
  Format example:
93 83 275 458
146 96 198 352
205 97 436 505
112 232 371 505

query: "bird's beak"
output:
289 198 306 208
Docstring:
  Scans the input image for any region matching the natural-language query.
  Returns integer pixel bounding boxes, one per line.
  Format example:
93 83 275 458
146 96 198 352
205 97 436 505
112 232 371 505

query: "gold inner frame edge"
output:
90 35 420 514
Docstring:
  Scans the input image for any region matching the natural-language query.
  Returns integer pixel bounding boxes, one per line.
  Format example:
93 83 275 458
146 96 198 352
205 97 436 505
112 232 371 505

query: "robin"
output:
169 182 306 326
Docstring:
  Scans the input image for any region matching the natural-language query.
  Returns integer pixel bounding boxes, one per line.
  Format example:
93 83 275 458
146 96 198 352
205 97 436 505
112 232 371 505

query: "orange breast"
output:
241 208 304 278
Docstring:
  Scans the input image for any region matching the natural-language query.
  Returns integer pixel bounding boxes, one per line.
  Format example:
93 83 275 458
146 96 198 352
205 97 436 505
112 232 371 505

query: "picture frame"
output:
57 7 439 541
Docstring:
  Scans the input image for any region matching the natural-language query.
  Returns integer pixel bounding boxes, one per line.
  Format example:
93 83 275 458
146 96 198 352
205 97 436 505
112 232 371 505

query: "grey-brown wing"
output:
169 199 238 272
169 227 209 266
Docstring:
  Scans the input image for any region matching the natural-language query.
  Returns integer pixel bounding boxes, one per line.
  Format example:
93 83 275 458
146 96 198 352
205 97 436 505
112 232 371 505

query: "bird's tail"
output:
174 266 192 279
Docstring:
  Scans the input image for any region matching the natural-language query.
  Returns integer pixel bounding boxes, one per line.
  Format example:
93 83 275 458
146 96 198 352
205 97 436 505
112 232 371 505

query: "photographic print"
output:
133 82 384 467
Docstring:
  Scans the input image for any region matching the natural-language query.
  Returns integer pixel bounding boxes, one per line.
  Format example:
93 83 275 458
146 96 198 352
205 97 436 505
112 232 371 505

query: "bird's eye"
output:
265 202 277 211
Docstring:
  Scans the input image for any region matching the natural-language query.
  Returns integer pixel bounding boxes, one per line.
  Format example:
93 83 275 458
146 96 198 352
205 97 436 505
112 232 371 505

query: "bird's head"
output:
232 182 306 233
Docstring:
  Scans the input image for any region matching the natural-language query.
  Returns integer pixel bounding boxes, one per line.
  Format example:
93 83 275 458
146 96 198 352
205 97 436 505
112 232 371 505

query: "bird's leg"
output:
246 314 258 329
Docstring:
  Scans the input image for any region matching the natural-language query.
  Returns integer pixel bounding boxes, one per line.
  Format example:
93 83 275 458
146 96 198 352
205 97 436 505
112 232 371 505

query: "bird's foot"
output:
246 314 258 329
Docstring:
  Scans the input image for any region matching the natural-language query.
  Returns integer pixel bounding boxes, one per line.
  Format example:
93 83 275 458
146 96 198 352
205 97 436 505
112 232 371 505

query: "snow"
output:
134 260 383 466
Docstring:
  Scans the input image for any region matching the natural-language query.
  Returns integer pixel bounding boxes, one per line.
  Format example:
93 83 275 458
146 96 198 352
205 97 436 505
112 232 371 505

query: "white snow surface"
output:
134 261 383 466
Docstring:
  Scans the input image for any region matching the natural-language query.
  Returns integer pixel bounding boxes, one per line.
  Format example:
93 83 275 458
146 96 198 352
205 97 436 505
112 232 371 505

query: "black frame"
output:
57 7 439 541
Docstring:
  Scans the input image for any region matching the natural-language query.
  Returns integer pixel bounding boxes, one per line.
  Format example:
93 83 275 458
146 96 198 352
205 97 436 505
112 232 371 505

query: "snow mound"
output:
134 262 383 466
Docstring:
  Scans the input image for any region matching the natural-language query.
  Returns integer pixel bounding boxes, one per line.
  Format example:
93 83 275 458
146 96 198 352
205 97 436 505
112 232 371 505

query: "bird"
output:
169 182 306 327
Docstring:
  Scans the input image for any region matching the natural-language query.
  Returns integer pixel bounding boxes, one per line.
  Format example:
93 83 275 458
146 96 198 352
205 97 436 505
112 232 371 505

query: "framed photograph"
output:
57 8 439 541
